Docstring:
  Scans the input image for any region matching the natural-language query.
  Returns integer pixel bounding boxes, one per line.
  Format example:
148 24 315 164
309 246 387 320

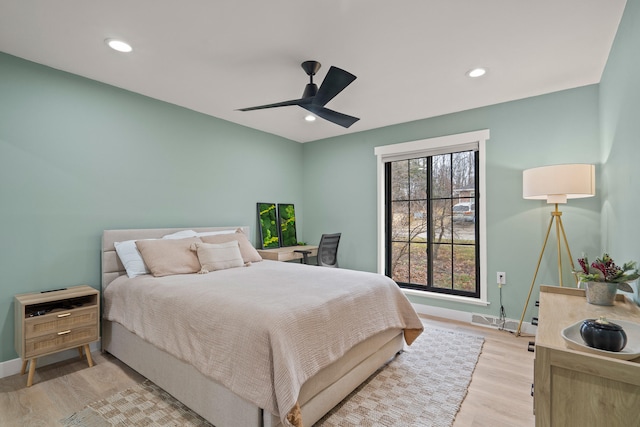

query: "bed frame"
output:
101 226 404 427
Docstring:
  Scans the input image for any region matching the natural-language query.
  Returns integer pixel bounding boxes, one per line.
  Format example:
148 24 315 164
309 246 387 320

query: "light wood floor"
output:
0 316 535 427
422 315 535 427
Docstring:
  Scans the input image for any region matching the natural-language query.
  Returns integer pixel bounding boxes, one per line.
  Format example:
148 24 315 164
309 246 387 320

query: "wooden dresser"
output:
534 285 640 426
14 285 99 386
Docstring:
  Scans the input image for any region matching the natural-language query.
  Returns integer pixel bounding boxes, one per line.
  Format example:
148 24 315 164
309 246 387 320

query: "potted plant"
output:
575 253 639 305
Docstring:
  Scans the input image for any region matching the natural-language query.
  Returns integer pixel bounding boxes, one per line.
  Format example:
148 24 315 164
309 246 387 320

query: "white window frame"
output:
374 129 490 306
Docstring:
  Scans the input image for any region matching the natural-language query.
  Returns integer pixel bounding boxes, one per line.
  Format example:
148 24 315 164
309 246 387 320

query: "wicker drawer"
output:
25 325 98 358
24 306 98 340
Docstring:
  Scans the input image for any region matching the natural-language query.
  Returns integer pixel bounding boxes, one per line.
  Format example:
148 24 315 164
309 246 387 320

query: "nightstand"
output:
14 285 100 386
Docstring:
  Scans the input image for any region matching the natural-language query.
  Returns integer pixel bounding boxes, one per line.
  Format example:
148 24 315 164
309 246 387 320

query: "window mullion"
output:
450 153 455 291
406 160 411 284
426 156 433 289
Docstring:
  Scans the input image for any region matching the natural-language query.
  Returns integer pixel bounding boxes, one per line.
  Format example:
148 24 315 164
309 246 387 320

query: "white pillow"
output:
195 229 237 237
162 230 198 239
114 240 151 278
191 240 244 273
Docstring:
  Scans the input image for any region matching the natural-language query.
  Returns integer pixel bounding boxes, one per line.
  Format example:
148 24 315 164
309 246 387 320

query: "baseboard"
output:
411 302 473 323
0 340 101 379
411 302 537 335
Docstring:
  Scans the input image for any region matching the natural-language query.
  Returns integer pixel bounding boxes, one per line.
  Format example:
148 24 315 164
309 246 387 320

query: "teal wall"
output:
302 86 602 320
1 0 637 364
600 0 640 260
0 53 303 362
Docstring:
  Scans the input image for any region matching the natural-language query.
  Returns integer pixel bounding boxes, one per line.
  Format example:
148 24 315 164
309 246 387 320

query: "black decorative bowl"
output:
580 317 627 352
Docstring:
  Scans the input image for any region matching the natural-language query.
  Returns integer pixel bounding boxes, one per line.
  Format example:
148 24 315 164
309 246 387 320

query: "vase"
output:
580 318 627 352
584 281 618 306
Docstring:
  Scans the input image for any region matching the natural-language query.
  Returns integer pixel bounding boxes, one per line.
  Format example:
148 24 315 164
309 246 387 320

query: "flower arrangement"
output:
576 253 639 285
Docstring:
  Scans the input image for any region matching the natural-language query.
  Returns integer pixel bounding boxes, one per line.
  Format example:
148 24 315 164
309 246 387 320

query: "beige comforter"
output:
103 260 423 427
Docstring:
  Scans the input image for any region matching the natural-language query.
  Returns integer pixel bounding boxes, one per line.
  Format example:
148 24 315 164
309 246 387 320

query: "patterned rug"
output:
60 326 484 427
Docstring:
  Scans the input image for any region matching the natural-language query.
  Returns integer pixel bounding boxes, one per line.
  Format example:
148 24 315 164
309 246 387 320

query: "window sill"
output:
402 288 490 306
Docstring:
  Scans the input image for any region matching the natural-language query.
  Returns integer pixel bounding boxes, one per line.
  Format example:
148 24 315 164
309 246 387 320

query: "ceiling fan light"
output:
105 38 132 53
467 67 486 78
305 114 316 122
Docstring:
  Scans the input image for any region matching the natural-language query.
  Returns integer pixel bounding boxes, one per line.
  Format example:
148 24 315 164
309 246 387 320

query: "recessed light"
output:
467 68 486 78
304 114 316 122
105 38 133 53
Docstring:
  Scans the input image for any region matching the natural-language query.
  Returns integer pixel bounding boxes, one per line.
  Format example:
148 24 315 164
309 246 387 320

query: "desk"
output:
257 245 318 262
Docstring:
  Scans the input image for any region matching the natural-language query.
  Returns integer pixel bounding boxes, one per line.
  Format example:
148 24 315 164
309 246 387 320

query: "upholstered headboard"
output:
101 226 250 291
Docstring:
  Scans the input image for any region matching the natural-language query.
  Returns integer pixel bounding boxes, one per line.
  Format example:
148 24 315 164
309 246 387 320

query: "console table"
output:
257 245 318 262
534 285 640 426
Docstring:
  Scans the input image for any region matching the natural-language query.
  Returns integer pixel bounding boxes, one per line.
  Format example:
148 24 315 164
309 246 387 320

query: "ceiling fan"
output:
238 61 359 128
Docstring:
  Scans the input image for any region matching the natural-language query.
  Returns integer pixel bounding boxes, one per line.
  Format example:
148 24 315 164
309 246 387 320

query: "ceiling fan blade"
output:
313 66 357 107
301 105 360 128
238 97 312 111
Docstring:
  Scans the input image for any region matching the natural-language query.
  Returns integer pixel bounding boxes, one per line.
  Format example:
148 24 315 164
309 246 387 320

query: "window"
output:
387 150 478 296
375 130 489 304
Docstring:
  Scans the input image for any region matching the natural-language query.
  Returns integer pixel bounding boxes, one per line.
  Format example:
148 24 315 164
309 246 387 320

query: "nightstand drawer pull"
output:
57 312 71 318
57 330 71 335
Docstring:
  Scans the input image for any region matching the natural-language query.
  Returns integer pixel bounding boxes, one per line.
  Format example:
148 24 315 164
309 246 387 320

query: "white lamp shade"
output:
523 164 595 204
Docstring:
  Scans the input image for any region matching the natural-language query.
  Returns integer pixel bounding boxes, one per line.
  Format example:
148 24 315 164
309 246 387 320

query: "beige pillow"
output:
200 229 262 263
135 237 202 277
191 240 244 273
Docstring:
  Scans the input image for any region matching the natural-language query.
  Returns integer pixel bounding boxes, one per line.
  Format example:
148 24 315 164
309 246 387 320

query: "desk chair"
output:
295 233 341 267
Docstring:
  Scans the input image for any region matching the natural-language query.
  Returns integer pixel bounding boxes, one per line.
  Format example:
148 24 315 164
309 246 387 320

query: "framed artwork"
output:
257 202 280 249
278 203 298 247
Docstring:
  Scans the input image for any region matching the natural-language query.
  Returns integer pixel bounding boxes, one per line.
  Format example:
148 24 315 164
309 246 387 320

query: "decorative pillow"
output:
135 237 202 277
191 240 244 273
114 240 151 278
162 230 198 239
200 228 262 263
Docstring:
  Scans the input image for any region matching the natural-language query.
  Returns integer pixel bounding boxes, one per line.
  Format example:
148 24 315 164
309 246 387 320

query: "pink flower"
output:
578 257 589 275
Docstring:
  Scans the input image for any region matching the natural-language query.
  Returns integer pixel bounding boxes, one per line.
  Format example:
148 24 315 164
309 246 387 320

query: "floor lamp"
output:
515 164 595 337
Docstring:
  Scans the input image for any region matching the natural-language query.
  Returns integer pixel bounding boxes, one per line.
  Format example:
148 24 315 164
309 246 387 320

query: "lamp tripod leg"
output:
516 215 555 337
556 215 578 285
555 212 563 286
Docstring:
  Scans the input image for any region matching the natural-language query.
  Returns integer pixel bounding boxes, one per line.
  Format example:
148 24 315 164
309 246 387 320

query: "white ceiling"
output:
0 0 626 143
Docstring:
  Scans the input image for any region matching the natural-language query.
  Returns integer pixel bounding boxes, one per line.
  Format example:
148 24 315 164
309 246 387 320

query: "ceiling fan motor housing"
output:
302 83 318 98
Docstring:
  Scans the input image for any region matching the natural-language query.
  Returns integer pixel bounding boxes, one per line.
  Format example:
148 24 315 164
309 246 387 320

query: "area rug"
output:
60 326 484 427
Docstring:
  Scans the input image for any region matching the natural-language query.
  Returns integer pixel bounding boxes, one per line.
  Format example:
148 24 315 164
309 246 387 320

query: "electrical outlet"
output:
497 272 506 285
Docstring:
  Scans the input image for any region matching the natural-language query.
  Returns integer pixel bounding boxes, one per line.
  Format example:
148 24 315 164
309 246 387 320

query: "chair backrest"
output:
317 233 341 267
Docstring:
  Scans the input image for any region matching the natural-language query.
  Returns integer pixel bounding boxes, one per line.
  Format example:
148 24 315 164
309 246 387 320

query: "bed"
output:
101 226 423 427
